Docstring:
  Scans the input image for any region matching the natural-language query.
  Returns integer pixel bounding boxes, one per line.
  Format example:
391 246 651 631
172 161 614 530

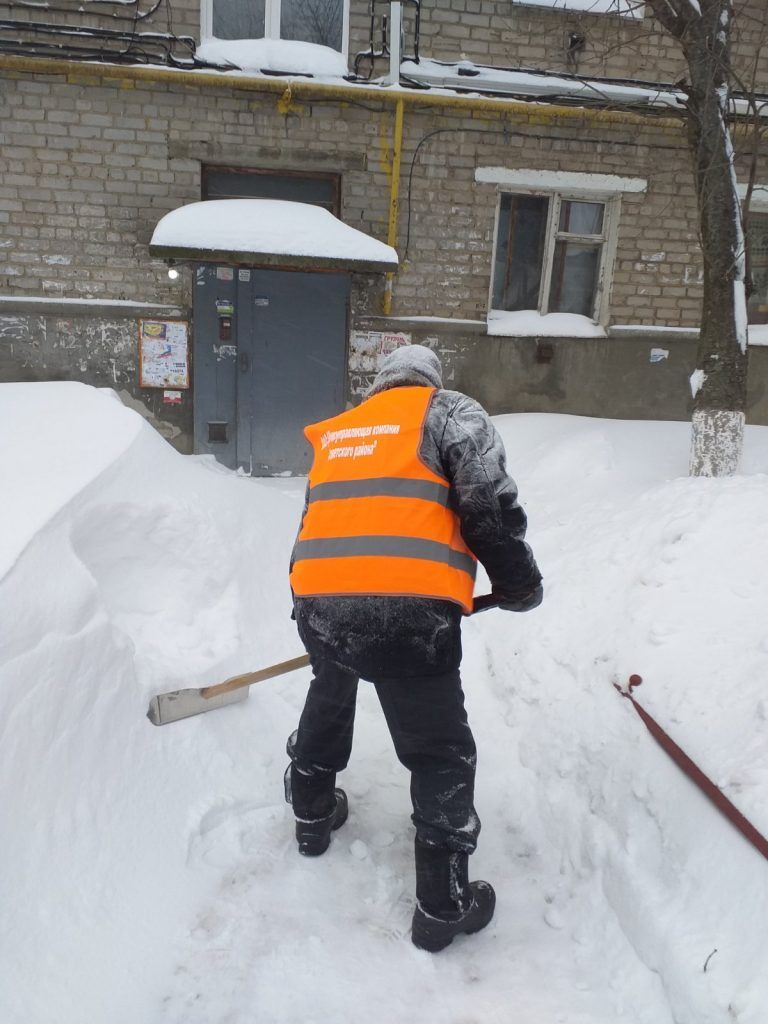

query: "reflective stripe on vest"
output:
290 386 477 612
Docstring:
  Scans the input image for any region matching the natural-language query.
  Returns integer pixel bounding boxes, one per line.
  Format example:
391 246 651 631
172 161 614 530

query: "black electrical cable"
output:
1 25 197 64
1 0 196 66
402 124 689 263
10 0 165 24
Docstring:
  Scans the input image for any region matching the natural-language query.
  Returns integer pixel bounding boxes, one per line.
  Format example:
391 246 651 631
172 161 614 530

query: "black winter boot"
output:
295 788 349 856
411 841 495 952
284 735 350 857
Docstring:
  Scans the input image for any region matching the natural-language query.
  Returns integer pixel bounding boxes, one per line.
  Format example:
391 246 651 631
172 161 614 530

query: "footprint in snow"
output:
187 800 285 868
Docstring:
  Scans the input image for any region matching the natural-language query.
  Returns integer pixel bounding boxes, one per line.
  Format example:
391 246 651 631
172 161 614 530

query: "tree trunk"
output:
683 5 748 476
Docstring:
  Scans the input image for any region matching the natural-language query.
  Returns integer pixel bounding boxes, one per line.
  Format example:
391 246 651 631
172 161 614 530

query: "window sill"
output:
487 310 606 338
195 37 348 78
510 0 644 21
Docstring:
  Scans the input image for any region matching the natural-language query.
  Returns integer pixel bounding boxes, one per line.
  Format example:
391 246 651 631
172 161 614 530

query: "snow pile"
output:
487 309 607 337
196 37 348 77
2 383 768 1024
0 383 141 578
151 199 398 268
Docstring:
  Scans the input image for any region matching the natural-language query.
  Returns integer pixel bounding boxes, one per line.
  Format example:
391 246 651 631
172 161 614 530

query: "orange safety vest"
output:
290 386 477 612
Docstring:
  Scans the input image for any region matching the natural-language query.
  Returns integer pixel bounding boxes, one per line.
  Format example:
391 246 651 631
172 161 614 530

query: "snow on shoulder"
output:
150 199 398 271
0 382 141 580
196 37 348 78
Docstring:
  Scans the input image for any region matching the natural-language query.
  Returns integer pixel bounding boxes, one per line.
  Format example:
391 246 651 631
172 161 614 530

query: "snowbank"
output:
0 383 141 579
196 37 348 77
0 385 304 1024
3 384 768 1024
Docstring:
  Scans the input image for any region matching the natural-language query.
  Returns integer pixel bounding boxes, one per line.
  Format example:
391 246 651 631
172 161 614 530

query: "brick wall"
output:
4 66 767 328
2 60 768 445
0 71 389 302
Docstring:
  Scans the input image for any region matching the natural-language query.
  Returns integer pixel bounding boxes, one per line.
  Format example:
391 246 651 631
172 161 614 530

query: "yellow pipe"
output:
383 97 405 316
0 54 686 131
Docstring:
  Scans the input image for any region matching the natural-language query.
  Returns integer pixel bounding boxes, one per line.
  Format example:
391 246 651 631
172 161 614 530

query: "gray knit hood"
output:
367 344 443 397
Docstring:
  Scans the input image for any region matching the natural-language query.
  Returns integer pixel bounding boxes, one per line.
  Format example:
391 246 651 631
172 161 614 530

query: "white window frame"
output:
738 182 768 212
488 188 619 326
478 169 647 328
739 183 768 326
201 0 351 59
510 0 644 20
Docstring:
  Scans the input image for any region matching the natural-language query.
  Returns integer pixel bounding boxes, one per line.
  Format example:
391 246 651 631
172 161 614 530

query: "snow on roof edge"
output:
150 200 398 271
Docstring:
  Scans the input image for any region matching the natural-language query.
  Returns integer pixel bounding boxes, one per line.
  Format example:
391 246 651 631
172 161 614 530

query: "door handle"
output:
239 352 250 373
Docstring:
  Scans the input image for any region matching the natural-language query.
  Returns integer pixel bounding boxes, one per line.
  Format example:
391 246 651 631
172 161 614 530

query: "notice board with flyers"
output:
138 318 190 389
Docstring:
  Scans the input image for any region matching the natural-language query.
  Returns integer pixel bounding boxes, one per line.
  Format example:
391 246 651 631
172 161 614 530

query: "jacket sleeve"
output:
289 481 311 575
435 394 542 599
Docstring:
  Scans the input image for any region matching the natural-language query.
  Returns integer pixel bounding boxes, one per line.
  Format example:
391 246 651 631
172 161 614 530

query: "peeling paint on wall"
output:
684 265 705 286
349 329 412 395
0 310 192 451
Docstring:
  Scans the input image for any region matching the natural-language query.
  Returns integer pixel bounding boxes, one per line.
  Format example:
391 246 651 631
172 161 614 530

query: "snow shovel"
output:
146 594 499 727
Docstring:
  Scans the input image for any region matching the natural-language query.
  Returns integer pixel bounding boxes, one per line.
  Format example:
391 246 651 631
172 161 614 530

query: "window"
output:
748 213 768 325
203 166 341 215
203 0 349 54
511 0 643 19
491 192 614 321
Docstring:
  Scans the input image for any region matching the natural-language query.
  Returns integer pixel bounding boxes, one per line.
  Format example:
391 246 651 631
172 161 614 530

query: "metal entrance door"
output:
193 265 349 475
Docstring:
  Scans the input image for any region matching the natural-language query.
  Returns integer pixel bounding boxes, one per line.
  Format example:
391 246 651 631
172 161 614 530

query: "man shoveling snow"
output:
286 344 542 952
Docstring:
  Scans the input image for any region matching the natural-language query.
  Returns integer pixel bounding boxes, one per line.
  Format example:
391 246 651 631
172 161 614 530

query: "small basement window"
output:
202 0 349 55
491 192 616 323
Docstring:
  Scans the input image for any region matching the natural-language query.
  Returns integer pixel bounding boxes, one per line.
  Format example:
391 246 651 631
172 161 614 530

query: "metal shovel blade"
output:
147 685 249 727
146 653 311 726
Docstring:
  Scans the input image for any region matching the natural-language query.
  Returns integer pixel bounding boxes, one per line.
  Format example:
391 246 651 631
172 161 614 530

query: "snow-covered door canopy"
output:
149 199 398 273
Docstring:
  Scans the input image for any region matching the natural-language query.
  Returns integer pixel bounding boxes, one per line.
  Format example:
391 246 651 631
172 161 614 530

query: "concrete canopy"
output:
149 199 398 274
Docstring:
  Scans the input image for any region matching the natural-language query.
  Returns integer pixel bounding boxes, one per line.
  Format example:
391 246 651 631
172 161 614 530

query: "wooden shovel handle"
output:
200 596 496 701
201 654 311 700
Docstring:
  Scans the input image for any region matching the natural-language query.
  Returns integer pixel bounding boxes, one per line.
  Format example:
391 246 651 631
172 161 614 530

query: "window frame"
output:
509 0 644 20
746 209 768 326
200 0 351 59
740 183 768 326
488 186 620 327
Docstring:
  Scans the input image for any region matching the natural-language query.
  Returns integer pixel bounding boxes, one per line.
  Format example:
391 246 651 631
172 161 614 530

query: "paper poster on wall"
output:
138 319 190 389
349 331 411 373
349 330 413 396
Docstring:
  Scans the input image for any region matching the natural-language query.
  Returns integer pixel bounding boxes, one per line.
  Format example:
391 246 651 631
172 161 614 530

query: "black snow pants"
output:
287 658 481 852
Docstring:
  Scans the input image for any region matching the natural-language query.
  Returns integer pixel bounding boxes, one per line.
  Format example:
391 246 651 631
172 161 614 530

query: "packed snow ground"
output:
2 383 768 1024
